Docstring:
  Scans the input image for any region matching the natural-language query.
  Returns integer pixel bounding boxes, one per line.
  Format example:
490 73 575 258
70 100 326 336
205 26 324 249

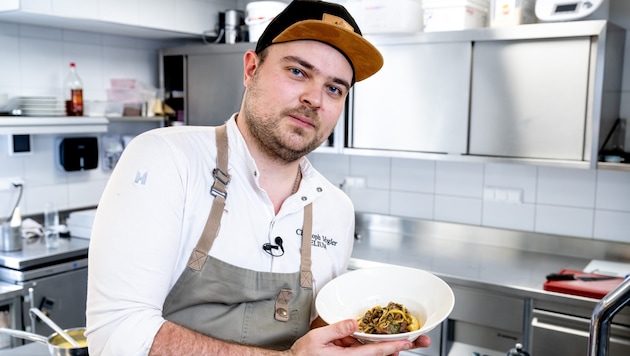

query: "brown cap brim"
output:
272 20 383 83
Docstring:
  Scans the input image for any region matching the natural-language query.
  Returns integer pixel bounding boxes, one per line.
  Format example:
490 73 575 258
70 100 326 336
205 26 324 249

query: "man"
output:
86 0 430 354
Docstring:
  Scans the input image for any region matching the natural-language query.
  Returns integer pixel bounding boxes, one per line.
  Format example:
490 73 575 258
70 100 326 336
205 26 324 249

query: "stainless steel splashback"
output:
354 212 630 262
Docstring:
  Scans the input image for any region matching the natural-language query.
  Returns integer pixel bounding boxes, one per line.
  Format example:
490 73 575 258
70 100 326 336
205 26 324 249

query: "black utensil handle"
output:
546 273 576 281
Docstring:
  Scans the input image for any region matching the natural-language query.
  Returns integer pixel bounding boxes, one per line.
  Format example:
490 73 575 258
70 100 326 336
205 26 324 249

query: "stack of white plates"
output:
18 96 66 117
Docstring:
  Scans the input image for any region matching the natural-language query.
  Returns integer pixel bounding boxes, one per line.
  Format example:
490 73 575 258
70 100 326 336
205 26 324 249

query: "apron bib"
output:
162 125 314 350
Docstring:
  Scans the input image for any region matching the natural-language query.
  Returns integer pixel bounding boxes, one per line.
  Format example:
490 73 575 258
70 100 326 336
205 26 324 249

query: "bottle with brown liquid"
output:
65 62 83 116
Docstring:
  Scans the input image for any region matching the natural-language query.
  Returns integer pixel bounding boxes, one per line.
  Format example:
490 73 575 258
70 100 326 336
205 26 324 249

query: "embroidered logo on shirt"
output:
134 170 148 185
296 229 338 250
311 233 338 249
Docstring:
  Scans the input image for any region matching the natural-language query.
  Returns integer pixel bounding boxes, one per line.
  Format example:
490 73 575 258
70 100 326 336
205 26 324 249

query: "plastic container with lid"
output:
489 0 536 27
338 0 423 34
245 1 288 42
422 0 490 32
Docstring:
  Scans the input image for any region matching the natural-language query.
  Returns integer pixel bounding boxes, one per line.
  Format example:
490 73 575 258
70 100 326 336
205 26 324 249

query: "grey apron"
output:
162 125 314 350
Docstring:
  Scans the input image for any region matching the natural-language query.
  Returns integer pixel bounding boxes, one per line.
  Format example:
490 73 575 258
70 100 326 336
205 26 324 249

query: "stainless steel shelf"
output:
0 117 109 135
364 20 617 46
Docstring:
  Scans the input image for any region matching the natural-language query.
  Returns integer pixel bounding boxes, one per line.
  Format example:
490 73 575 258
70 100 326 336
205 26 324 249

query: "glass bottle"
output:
65 62 84 116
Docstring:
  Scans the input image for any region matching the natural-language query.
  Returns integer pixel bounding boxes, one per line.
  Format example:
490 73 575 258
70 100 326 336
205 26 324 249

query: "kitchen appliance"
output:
0 238 89 340
56 137 99 172
218 10 246 44
535 0 604 22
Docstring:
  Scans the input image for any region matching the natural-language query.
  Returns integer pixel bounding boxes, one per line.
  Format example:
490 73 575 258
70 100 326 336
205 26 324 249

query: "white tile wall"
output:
390 158 435 193
537 167 597 208
435 195 483 226
350 155 390 189
311 152 630 243
435 161 484 198
0 22 172 219
596 170 630 211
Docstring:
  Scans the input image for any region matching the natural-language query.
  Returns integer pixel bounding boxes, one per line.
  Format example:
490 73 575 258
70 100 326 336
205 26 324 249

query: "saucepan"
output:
0 327 88 356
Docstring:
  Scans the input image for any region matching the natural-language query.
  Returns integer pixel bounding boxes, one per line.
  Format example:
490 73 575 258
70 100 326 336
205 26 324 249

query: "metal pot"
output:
0 327 88 356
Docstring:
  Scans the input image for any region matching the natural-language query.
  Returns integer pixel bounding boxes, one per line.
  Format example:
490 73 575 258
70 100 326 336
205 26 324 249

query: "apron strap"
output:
300 203 313 288
188 124 229 271
187 123 314 288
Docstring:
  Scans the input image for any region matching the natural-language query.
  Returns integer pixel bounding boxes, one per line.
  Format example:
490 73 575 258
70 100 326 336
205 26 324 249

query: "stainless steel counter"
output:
351 214 630 309
0 236 90 349
0 237 89 270
0 341 46 355
0 237 89 283
351 213 630 354
0 283 22 302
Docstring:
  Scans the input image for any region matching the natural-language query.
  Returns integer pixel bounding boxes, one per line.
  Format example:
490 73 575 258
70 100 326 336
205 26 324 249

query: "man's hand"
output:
288 319 431 356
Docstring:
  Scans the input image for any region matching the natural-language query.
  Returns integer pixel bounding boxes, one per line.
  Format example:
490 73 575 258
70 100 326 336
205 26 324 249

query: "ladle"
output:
29 307 80 348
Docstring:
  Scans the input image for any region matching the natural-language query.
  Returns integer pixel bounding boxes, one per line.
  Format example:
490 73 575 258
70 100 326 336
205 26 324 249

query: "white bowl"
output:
315 265 454 343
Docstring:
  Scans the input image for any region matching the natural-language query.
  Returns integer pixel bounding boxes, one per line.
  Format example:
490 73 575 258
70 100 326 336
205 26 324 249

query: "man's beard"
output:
244 105 324 163
242 79 327 163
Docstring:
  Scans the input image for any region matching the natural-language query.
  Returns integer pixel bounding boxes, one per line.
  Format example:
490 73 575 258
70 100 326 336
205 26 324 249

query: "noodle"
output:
357 301 420 334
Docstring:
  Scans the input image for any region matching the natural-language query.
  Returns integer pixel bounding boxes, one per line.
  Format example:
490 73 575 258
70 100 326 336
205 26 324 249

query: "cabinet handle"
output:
531 317 590 338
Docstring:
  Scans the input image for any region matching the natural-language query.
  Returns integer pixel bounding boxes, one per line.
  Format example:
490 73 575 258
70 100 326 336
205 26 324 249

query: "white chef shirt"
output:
86 116 355 356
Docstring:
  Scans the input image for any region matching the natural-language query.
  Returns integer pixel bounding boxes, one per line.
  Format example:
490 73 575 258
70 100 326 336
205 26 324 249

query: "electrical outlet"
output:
343 176 367 188
0 177 25 191
483 187 522 204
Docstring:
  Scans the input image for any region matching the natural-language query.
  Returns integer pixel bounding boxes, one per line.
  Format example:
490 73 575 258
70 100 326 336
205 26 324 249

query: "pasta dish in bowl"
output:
315 265 454 343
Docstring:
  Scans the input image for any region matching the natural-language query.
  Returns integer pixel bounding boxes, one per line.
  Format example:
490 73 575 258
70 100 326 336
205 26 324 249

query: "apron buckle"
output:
275 289 293 322
211 168 230 198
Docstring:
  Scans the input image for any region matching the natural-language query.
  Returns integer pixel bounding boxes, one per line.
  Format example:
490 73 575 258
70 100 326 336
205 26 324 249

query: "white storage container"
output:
422 0 489 32
245 1 288 42
334 0 423 34
489 0 536 27
66 208 97 239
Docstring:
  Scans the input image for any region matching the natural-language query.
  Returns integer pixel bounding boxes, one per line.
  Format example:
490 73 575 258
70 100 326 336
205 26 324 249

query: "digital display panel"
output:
554 3 578 13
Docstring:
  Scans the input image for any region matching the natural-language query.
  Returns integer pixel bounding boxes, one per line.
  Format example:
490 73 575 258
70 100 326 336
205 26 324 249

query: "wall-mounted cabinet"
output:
351 42 471 155
469 37 592 161
348 20 626 170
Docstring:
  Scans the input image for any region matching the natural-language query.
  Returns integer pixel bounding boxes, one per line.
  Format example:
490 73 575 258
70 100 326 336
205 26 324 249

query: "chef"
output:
86 1 430 355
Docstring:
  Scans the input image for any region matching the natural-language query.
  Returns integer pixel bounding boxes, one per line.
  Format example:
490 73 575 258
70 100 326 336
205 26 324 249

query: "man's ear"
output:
243 50 259 85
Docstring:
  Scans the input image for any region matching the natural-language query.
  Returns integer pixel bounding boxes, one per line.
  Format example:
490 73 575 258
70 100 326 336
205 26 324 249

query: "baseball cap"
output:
254 0 383 83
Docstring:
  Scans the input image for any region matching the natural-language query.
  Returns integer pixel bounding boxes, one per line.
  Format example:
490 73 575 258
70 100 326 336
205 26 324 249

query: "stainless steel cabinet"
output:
161 43 255 127
445 285 529 355
400 324 442 356
469 37 591 161
186 46 252 127
531 309 630 355
347 21 625 169
350 42 471 154
22 268 88 336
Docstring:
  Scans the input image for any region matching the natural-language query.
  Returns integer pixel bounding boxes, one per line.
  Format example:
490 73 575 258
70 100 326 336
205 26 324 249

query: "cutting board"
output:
543 269 624 299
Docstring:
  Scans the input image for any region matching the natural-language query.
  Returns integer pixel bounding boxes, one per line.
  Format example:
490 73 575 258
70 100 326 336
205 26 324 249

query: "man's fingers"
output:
329 319 358 340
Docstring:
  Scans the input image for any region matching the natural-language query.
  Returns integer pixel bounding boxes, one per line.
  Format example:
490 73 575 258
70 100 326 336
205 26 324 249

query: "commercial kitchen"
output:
1 0 630 355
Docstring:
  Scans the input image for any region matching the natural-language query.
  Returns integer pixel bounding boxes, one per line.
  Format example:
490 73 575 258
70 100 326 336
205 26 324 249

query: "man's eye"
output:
328 86 343 96
289 68 304 77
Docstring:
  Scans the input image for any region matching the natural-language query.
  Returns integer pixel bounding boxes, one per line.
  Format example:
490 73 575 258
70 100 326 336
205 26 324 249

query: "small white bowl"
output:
315 265 455 343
